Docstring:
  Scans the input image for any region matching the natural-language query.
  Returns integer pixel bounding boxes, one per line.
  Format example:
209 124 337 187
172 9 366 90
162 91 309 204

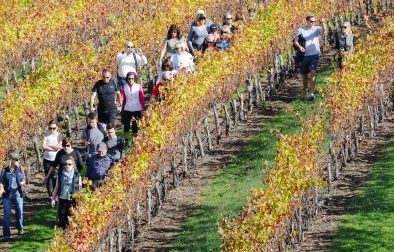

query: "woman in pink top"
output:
120 72 145 147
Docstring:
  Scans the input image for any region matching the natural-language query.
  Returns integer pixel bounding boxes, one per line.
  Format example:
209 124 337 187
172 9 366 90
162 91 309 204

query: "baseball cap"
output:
97 142 107 152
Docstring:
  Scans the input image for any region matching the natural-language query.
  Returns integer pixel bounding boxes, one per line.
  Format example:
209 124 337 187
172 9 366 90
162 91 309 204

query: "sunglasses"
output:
65 163 73 166
207 41 214 44
63 144 71 147
342 26 348 28
175 47 182 50
49 127 57 130
12 158 19 161
226 18 232 20
126 46 133 48
309 20 316 23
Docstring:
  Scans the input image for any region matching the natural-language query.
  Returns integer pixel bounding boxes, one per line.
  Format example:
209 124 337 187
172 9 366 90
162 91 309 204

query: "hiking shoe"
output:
309 93 316 101
18 230 24 235
2 236 10 242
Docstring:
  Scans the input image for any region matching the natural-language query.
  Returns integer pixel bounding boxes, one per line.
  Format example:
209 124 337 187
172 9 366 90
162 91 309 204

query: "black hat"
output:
210 24 218 32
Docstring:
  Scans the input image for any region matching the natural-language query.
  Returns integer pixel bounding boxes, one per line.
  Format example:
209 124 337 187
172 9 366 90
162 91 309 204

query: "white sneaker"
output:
309 93 315 100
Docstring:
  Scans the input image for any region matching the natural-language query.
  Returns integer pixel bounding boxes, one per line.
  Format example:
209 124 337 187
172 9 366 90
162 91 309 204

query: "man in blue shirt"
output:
86 142 114 189
0 152 25 241
294 15 326 100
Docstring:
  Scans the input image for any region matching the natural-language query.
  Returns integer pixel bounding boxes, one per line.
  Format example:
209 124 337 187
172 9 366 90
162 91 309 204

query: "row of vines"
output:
0 0 247 162
221 12 394 251
47 0 357 250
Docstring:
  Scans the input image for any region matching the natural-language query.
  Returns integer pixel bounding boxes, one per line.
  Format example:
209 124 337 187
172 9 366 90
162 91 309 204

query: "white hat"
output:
196 9 205 15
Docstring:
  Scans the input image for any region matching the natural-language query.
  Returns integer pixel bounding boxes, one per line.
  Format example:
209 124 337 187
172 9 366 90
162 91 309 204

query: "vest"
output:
56 169 80 198
337 34 354 52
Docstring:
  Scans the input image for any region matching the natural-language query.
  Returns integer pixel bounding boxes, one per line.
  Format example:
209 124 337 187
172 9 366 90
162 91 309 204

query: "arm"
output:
159 40 168 65
75 151 84 172
0 170 4 195
293 35 305 52
90 92 97 112
139 86 145 108
51 176 59 207
78 176 82 190
43 136 56 151
116 91 122 107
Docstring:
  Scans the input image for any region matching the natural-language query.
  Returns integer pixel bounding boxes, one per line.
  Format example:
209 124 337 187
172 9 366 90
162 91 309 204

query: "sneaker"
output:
18 230 24 235
304 94 310 100
2 236 10 242
309 93 315 101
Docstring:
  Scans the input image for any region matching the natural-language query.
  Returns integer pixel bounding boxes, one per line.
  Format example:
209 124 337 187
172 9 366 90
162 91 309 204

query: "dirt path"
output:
295 116 394 252
133 46 340 250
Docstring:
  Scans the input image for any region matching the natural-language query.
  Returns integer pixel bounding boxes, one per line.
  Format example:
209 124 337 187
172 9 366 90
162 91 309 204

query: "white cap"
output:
196 9 205 15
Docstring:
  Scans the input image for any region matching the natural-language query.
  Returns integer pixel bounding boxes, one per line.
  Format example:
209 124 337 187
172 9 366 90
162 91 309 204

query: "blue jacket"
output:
0 166 25 197
86 154 114 180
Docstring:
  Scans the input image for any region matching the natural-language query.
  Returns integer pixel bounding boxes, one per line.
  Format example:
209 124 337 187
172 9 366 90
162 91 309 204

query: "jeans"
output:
3 191 23 237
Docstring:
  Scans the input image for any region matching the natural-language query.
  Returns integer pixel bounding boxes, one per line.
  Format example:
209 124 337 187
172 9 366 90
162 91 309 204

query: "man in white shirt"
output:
116 41 148 86
294 15 326 100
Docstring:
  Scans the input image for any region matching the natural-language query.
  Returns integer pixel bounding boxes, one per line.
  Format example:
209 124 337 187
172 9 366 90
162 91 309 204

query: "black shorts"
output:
98 109 117 125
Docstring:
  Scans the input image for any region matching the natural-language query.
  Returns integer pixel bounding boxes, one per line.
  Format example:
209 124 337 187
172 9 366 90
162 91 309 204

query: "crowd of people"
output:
0 9 356 241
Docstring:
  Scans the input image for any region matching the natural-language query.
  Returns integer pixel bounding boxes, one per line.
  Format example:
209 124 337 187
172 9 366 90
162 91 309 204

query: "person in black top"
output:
90 69 122 126
44 137 83 185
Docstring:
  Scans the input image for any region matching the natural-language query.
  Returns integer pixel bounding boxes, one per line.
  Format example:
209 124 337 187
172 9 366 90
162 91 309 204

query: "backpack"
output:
293 34 306 64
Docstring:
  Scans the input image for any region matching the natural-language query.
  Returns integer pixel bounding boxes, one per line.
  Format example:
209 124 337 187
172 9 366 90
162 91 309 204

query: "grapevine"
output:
47 0 349 250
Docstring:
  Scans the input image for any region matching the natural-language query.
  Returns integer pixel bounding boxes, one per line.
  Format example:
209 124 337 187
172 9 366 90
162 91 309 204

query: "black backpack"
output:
293 34 306 63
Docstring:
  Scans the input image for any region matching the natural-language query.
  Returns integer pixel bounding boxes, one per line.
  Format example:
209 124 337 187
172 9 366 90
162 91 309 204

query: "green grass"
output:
171 112 301 251
327 137 394 252
9 204 56 252
170 67 336 251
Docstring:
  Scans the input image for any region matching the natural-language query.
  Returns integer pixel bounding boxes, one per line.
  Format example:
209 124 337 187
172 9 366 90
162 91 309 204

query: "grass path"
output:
170 67 335 251
327 137 394 252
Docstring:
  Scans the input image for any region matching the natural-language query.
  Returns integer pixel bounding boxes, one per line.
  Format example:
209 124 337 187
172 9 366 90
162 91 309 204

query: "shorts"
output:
98 109 117 125
300 54 319 74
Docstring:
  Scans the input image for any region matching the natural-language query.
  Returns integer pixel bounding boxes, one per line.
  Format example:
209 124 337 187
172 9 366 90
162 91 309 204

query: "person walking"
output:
81 112 106 158
335 21 355 69
42 120 62 198
0 152 25 241
51 156 81 229
86 142 114 189
90 69 122 126
105 124 125 162
294 15 326 100
120 72 145 147
116 41 148 86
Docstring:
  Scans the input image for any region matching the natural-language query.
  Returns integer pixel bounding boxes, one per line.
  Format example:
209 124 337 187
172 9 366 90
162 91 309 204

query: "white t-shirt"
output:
43 132 61 161
170 52 194 72
116 52 148 78
296 26 322 56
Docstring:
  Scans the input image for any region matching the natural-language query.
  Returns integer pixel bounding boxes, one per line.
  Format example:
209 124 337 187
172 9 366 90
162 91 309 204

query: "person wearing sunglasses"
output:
120 72 145 148
44 138 83 185
222 12 237 34
335 21 355 69
152 71 174 102
91 69 122 127
51 156 81 229
116 41 148 87
188 13 210 54
170 43 195 73
202 34 217 53
42 120 63 198
294 15 326 101
217 25 232 50
0 152 26 241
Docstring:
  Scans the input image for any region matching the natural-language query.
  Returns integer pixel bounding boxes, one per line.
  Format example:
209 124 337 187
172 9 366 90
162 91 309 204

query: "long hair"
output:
167 25 181 40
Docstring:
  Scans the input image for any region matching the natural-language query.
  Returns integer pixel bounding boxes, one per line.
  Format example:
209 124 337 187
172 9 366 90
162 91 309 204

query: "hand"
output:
117 105 122 113
51 197 56 207
299 47 305 53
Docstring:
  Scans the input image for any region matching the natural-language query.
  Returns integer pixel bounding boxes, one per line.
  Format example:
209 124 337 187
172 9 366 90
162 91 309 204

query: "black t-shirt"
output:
92 79 119 113
52 149 83 175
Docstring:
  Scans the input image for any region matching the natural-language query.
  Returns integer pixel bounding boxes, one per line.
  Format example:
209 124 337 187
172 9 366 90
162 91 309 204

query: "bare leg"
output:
302 74 308 95
309 70 316 94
